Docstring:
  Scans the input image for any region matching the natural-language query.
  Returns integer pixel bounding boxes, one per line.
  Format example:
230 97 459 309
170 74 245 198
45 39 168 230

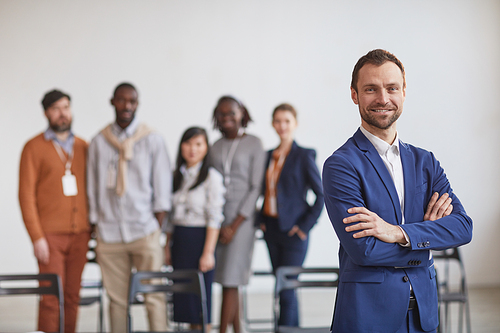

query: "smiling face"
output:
181 134 208 168
215 100 243 137
45 96 72 133
351 61 406 142
111 86 138 129
272 110 297 143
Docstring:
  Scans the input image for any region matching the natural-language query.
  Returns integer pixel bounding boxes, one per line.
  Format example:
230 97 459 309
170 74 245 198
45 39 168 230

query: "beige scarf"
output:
101 123 154 196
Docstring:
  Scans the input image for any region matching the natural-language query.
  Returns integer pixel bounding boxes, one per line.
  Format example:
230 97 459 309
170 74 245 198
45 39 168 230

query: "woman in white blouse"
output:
165 127 225 330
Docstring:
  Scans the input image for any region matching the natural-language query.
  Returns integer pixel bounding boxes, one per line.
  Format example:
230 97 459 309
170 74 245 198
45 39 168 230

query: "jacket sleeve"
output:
86 137 99 224
401 152 473 251
150 134 172 213
18 142 44 243
296 149 324 233
323 153 431 267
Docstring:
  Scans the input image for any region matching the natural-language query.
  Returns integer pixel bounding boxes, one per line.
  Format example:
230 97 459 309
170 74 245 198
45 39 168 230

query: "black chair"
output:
0 273 64 333
241 269 274 332
274 267 339 333
79 235 104 333
433 248 471 333
127 269 207 333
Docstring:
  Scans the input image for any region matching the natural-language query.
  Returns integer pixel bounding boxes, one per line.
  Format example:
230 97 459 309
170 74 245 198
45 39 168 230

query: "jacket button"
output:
403 276 409 282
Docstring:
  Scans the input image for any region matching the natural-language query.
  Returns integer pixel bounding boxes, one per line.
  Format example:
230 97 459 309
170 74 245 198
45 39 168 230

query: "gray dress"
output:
210 134 266 287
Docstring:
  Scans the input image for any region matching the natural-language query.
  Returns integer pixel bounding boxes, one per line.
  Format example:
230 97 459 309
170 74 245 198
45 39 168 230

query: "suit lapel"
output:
281 141 298 169
400 141 416 223
353 129 402 225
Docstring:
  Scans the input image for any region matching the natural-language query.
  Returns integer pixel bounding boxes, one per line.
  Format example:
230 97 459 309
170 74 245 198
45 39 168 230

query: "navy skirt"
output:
171 226 214 324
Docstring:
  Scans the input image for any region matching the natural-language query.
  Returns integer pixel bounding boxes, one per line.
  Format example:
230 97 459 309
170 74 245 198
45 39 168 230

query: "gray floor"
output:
0 286 498 332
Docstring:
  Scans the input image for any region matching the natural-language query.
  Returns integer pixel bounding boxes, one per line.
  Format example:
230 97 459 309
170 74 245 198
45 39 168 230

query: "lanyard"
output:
52 141 74 172
223 128 245 187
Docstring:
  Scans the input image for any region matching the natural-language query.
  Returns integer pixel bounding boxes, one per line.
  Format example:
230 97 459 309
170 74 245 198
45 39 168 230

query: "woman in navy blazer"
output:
257 103 324 326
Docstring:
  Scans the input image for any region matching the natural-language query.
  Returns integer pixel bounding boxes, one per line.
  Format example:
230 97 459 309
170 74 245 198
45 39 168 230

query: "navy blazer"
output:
258 141 324 233
322 129 473 332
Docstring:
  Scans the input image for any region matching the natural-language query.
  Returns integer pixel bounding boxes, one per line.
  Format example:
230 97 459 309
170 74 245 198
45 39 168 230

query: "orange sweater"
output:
19 133 90 243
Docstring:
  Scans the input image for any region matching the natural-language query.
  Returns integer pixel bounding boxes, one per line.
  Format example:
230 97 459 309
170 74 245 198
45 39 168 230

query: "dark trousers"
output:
394 308 437 333
263 218 308 327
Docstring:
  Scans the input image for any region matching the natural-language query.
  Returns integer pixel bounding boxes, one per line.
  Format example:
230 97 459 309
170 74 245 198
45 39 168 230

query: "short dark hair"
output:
351 49 405 92
173 127 210 193
113 82 137 97
41 89 71 111
272 103 297 120
212 95 252 131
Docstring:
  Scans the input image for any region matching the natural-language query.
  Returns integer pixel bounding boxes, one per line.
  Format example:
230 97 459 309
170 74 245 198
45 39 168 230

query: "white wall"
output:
1 0 499 287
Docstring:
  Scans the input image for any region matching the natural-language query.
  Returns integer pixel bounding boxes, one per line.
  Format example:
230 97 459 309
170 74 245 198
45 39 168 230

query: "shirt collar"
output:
180 162 203 178
112 117 139 138
44 127 74 141
359 125 400 157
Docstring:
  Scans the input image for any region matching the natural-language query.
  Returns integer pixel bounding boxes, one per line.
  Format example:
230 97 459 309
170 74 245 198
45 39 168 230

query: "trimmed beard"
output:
50 120 72 133
360 108 401 130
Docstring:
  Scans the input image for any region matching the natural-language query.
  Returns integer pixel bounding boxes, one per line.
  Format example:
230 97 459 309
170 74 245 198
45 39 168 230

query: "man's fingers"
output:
347 207 370 215
444 203 453 216
345 221 372 232
434 192 450 208
425 192 452 221
436 197 452 217
425 192 439 211
424 192 439 220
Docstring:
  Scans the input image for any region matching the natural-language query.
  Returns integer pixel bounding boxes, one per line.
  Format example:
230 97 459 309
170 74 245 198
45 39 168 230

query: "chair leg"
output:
465 300 471 333
458 303 463 333
444 302 450 333
98 294 104 333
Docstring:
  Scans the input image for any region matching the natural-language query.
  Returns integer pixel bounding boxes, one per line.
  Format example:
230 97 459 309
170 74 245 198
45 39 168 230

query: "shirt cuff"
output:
398 226 411 247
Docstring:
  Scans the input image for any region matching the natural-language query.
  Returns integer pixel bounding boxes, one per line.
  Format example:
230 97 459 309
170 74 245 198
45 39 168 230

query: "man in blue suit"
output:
322 49 473 332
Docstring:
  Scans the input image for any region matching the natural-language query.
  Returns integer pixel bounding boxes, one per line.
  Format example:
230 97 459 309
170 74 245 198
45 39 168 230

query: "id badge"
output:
107 163 117 189
62 170 78 196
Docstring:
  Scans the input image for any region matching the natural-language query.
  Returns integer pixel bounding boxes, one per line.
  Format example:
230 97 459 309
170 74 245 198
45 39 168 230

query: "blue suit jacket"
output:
257 141 324 233
322 129 473 333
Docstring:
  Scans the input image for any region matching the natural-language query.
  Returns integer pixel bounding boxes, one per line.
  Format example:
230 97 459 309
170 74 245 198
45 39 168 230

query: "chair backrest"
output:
0 273 64 333
432 247 467 294
274 267 339 331
127 269 207 333
433 247 461 261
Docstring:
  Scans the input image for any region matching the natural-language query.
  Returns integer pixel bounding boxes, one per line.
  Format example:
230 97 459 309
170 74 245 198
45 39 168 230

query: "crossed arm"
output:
345 192 453 244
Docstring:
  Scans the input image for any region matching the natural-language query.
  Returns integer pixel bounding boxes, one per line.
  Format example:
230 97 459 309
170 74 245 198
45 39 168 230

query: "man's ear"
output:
110 98 114 106
351 87 359 105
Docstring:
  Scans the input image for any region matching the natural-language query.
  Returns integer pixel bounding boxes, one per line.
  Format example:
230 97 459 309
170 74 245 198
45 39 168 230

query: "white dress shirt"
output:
359 126 410 246
166 163 226 233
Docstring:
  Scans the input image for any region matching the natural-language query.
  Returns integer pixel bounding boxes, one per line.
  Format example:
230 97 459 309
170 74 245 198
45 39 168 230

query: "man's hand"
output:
288 225 307 240
34 237 50 265
424 192 453 221
344 207 406 244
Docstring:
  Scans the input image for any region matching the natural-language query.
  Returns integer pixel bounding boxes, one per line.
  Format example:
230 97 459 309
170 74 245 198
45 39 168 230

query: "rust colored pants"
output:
37 231 90 333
